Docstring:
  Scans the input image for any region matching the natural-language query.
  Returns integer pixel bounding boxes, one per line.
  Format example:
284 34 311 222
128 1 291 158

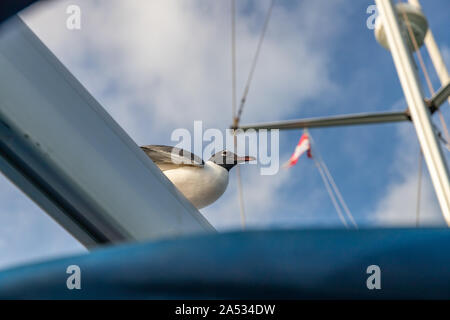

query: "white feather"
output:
163 161 229 209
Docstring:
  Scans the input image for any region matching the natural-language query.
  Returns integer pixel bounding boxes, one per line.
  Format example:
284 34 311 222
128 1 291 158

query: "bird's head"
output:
208 150 255 171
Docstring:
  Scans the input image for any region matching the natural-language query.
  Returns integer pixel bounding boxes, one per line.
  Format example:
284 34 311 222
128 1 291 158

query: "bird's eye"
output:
222 151 227 156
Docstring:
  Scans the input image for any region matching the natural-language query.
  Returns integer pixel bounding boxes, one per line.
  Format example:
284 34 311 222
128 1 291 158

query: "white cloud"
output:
371 123 445 226
17 0 349 232
203 163 291 230
6 0 444 270
22 0 344 143
0 174 85 270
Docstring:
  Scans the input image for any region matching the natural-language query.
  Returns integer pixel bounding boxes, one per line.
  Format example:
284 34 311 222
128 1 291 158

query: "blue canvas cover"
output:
0 229 449 299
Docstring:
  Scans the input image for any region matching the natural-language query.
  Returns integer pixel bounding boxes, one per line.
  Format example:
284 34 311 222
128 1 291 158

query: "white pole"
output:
0 18 215 246
375 0 450 226
408 0 450 104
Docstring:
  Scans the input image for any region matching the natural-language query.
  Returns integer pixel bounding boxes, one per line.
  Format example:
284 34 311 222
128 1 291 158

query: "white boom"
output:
0 17 214 248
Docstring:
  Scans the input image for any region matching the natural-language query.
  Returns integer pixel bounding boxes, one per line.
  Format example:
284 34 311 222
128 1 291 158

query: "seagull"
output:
140 145 255 209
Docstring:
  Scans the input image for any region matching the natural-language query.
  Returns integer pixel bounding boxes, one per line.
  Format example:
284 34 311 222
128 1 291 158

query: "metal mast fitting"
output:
408 0 450 105
375 2 428 52
375 0 450 226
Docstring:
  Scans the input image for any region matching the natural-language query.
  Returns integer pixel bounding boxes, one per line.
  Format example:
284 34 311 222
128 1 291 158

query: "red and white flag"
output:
283 132 312 168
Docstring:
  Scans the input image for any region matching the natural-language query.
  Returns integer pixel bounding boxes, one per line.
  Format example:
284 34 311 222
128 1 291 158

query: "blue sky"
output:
0 0 449 269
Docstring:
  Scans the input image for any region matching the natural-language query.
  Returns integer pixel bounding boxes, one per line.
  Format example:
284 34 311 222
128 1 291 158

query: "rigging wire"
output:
231 0 237 121
398 0 450 143
431 121 450 150
399 0 450 224
313 156 349 229
437 110 450 144
309 132 358 229
234 0 275 126
231 0 246 229
236 160 247 229
436 129 450 151
416 149 423 227
320 154 358 229
230 0 275 228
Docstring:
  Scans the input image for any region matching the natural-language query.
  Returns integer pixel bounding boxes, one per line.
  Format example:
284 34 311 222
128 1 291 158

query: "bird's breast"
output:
163 161 229 209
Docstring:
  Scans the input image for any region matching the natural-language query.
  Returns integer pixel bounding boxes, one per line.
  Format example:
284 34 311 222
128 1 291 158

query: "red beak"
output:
237 155 256 163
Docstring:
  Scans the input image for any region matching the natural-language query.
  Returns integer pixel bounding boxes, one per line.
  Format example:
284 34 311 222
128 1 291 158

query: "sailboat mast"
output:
407 0 450 104
375 0 450 225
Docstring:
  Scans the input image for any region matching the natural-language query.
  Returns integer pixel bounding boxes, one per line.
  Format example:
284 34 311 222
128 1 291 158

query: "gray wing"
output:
140 145 204 171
